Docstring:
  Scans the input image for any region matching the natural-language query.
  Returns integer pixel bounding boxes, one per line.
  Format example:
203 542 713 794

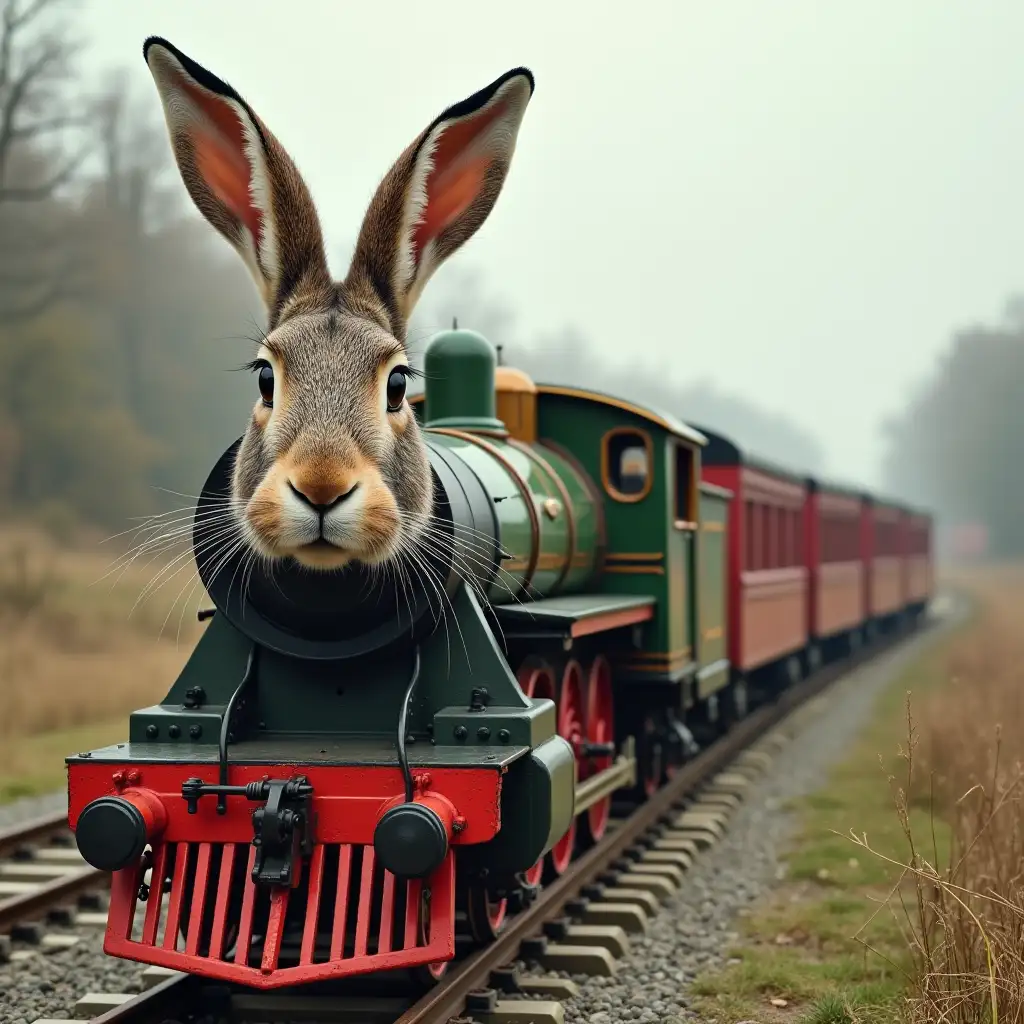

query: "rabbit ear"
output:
143 37 331 323
346 68 534 332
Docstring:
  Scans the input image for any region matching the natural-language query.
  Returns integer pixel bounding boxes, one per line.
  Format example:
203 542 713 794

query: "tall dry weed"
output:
850 569 1024 1023
0 527 206 744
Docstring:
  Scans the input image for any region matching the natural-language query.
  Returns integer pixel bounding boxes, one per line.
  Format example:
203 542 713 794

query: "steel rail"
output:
0 808 70 858
49 613 944 1024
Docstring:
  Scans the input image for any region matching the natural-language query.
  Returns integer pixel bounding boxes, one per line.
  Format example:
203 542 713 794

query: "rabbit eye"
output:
257 362 274 407
386 367 408 412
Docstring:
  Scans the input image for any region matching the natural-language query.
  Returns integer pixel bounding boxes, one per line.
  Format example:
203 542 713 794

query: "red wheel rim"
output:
517 661 556 887
418 888 448 980
583 656 614 840
548 660 584 875
464 881 507 944
486 892 507 932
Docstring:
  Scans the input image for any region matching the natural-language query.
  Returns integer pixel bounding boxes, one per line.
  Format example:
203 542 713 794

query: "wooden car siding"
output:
739 565 807 670
907 555 931 604
815 560 863 637
870 556 903 616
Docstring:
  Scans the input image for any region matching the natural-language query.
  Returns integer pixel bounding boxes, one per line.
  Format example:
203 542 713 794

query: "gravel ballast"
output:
555 610 958 1024
0 791 66 832
0 606 957 1024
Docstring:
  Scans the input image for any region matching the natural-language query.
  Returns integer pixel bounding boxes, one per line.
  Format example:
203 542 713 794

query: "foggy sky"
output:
81 1 1024 487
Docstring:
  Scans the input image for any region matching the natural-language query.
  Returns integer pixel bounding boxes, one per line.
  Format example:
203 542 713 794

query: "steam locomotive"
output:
65 328 934 989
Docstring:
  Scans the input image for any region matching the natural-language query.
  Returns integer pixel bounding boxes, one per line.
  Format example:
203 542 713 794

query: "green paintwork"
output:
426 432 599 604
423 328 506 432
534 389 704 687
696 484 730 698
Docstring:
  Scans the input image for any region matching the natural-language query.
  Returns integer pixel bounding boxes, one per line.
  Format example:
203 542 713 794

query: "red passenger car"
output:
695 427 809 693
803 478 867 665
864 496 906 633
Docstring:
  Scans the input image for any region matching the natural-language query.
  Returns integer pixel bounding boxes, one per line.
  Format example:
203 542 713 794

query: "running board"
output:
573 736 637 814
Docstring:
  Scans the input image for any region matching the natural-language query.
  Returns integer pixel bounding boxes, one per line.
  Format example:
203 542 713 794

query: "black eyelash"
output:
393 364 420 379
240 358 271 373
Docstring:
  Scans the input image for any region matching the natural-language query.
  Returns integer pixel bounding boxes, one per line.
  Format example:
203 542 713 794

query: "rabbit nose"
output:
288 479 359 514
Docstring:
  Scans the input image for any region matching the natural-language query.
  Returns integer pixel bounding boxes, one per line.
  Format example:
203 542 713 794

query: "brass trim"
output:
601 426 654 504
430 428 541 601
605 564 665 576
629 646 692 662
701 521 725 533
539 438 608 577
702 626 724 641
506 437 578 594
621 661 692 674
606 552 664 563
542 498 561 520
537 383 701 443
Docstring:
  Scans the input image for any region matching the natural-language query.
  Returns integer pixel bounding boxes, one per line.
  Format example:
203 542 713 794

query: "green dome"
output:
423 328 507 432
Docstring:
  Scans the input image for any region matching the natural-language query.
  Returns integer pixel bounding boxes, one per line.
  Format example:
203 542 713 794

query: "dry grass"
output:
849 566 1024 1023
690 566 1024 1024
0 523 208 798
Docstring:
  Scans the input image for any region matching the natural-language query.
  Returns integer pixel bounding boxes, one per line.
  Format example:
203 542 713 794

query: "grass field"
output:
690 565 1024 1024
0 524 207 801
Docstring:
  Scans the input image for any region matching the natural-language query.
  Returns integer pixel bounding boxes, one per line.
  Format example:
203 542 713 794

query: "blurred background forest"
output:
1 0 1020 558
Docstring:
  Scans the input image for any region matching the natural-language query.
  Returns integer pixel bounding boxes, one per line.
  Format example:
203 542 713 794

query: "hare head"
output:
144 37 533 571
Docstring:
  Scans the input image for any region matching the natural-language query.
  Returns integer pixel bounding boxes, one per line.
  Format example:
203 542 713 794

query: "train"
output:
64 35 934 994
65 326 935 990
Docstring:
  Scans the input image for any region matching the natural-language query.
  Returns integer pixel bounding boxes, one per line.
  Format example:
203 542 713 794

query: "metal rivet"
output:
477 726 491 741
168 725 181 739
146 725 158 739
189 725 202 739
453 725 468 740
498 728 510 742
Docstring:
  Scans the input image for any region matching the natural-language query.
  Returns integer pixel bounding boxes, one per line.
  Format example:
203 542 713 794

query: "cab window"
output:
603 428 652 502
674 444 696 526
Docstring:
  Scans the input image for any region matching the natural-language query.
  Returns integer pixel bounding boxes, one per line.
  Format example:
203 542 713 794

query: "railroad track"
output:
0 810 109 963
2 610 947 1024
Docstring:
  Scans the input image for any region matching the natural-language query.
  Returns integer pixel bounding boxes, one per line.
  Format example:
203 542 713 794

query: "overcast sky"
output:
82 1 1024 486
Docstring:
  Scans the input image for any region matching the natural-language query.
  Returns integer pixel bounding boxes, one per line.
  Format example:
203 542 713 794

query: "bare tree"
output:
90 70 179 419
0 0 90 324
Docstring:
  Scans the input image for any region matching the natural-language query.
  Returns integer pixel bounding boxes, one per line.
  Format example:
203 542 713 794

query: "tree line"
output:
881 300 1024 558
2 0 1017 557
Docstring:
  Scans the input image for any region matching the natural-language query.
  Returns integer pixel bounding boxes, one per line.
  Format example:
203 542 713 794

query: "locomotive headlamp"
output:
373 802 450 879
74 790 167 872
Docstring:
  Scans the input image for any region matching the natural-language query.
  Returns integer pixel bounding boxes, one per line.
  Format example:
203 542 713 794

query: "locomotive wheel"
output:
546 659 584 879
516 659 557 887
409 886 449 988
463 881 508 944
581 655 615 843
